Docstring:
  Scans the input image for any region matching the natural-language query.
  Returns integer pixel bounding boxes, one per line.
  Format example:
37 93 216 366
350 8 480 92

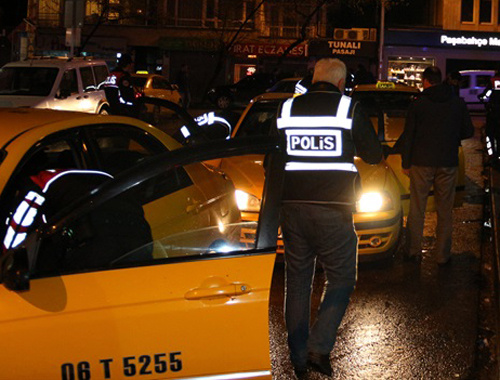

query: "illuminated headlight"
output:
356 192 393 213
235 190 261 212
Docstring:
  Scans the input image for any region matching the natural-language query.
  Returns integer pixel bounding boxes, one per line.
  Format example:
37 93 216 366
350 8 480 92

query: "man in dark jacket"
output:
104 53 137 116
402 66 474 265
277 58 382 378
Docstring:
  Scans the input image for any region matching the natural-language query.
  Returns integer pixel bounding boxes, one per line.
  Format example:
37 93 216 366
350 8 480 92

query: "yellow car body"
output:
351 82 467 214
131 73 182 119
0 109 277 379
213 92 403 261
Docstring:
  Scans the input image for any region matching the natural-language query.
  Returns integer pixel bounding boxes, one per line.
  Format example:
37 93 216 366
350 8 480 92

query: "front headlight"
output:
235 190 261 212
356 191 394 213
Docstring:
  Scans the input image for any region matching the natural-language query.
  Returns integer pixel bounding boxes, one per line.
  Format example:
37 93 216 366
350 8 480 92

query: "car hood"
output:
219 154 389 199
0 96 46 108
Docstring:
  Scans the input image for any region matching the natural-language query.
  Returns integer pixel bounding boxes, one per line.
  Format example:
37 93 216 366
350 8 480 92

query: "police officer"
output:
276 58 382 379
104 53 137 116
3 168 152 273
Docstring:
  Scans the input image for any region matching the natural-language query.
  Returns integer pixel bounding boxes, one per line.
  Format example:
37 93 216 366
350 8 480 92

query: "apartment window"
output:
461 0 474 22
38 0 62 27
265 1 319 38
480 0 492 23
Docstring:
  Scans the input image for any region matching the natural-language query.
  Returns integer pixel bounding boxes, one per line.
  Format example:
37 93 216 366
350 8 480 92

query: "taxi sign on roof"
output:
376 81 396 89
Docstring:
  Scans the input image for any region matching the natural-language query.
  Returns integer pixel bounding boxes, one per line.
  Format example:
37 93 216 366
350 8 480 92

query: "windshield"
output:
351 91 418 117
235 99 284 137
0 67 59 96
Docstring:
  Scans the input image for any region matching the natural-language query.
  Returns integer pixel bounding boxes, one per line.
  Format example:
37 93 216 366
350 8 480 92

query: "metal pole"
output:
378 0 385 81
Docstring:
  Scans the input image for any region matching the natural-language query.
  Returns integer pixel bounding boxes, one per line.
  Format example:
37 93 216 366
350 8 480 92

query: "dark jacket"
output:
278 81 382 206
402 83 474 169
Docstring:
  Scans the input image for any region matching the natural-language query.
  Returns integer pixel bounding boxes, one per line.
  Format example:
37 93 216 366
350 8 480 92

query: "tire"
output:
98 105 110 115
216 95 231 110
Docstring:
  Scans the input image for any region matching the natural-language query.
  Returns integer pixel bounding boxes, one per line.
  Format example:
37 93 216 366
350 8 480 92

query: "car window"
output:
93 65 109 89
59 69 79 95
477 75 492 87
86 124 192 204
0 67 58 96
235 100 282 137
80 66 96 92
23 145 273 279
152 77 171 90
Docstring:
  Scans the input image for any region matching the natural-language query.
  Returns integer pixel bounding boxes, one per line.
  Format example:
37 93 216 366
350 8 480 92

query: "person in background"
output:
104 53 137 116
276 58 382 379
401 66 474 265
445 71 462 96
176 63 191 109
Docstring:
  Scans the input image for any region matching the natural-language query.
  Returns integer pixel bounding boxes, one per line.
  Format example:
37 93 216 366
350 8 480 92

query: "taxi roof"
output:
0 108 96 148
353 82 421 93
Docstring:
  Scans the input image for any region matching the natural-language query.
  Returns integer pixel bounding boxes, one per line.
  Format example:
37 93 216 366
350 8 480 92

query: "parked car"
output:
0 57 110 114
204 91 403 261
459 69 495 111
266 77 301 93
131 72 182 121
206 73 276 110
0 115 282 378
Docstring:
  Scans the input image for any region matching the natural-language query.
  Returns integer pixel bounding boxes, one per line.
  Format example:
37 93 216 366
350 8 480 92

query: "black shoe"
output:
293 365 308 380
308 352 332 377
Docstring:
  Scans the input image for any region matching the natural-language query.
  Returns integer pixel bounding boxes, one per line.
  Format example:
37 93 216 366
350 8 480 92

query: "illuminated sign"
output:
230 43 307 57
440 35 500 48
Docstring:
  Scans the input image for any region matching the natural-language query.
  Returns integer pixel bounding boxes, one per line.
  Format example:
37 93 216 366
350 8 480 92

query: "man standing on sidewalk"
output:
402 66 474 265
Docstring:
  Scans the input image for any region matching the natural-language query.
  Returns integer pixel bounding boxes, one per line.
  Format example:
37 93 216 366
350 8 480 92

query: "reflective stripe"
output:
286 162 357 171
42 170 113 193
277 96 353 130
3 227 26 249
176 371 272 380
295 82 308 94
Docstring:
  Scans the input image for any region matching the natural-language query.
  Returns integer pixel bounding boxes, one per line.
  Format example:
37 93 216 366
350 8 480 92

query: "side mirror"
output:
205 122 230 141
0 247 30 292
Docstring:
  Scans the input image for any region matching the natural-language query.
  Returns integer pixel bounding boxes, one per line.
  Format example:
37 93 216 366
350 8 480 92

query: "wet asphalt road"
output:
267 116 490 380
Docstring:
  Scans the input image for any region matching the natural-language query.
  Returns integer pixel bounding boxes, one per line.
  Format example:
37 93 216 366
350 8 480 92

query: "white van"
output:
0 57 110 114
459 69 495 111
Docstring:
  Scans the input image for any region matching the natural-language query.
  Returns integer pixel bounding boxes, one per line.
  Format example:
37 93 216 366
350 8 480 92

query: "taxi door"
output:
0 138 283 380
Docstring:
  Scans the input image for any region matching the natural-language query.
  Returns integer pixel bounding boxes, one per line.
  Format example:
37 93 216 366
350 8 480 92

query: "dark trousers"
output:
280 203 357 368
407 165 458 262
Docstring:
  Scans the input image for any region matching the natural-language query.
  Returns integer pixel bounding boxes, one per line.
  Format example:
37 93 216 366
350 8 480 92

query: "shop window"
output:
461 0 474 22
387 57 435 90
480 0 492 23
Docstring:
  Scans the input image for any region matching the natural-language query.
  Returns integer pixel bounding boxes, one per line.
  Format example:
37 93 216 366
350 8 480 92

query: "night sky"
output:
0 1 28 30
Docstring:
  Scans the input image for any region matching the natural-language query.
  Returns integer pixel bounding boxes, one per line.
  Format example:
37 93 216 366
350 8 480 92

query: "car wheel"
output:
216 95 231 110
98 105 110 115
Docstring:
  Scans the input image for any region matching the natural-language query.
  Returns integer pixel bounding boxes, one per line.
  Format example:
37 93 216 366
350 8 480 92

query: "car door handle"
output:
186 199 201 213
185 283 251 300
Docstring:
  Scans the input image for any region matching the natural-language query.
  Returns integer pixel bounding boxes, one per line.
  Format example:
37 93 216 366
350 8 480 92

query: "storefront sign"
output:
440 34 500 48
308 39 377 57
386 29 500 51
230 43 307 57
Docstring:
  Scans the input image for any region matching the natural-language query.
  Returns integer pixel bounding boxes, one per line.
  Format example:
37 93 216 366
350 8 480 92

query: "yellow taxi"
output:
351 82 467 213
0 109 280 378
131 73 182 122
211 92 404 261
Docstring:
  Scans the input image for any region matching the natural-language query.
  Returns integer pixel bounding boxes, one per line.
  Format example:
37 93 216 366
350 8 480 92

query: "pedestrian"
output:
176 63 191 109
104 53 137 116
444 70 462 96
401 66 474 265
276 58 383 379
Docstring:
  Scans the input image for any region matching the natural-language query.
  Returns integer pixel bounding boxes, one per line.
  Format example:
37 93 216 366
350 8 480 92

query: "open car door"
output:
0 137 283 380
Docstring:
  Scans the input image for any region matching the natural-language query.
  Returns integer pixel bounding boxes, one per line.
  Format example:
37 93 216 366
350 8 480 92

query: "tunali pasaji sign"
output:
308 39 377 57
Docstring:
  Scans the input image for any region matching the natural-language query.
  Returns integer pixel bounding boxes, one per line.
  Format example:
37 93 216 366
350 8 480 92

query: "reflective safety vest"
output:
3 169 113 252
277 95 357 173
